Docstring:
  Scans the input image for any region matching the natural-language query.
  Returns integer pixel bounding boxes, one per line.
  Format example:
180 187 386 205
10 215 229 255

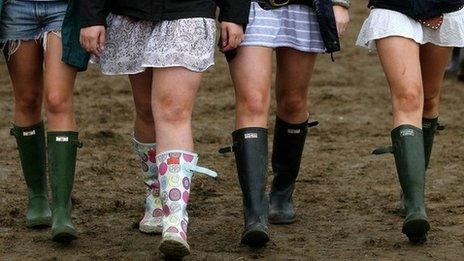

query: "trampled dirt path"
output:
1 3 464 260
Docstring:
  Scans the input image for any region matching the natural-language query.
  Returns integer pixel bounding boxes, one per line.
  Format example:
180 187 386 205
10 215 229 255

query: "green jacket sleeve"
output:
61 0 90 71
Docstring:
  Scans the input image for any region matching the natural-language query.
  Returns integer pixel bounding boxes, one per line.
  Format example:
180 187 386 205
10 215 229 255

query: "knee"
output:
277 93 307 117
154 97 191 124
15 93 42 116
237 91 270 117
393 85 423 114
45 93 72 116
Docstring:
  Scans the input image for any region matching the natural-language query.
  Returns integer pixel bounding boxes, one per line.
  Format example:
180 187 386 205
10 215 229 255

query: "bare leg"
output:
6 41 43 126
129 69 156 143
376 37 423 128
43 33 78 131
229 46 274 129
275 47 317 123
420 44 453 119
151 67 202 152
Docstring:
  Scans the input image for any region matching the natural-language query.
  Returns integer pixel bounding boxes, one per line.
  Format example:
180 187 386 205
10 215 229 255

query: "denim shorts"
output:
0 0 67 43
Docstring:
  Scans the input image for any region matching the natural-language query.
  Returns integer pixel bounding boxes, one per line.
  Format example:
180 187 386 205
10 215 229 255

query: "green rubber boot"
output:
11 121 52 228
48 131 82 242
399 118 438 216
392 125 430 244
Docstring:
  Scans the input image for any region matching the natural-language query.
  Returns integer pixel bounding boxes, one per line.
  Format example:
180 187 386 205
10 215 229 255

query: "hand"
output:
219 22 245 53
333 6 350 37
80 26 106 57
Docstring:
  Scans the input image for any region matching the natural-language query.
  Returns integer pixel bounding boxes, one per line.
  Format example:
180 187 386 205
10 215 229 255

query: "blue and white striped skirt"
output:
241 2 325 53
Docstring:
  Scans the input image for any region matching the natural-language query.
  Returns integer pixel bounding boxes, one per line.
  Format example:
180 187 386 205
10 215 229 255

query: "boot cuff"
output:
11 121 45 137
391 124 423 138
275 117 308 134
232 127 268 141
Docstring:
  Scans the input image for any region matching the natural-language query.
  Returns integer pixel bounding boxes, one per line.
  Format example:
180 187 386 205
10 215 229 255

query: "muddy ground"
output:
1 2 464 261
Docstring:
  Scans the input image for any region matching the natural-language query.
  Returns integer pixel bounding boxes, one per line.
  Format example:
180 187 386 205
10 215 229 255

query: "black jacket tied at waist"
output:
79 0 252 28
369 0 464 20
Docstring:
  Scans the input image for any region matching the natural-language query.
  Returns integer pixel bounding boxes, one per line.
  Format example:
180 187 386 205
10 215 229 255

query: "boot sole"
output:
159 238 190 259
26 217 52 229
241 230 270 247
52 232 78 243
402 219 430 244
269 215 296 225
139 224 162 234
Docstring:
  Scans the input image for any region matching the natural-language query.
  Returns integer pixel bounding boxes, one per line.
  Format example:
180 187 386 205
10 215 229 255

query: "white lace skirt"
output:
356 8 464 51
92 14 217 75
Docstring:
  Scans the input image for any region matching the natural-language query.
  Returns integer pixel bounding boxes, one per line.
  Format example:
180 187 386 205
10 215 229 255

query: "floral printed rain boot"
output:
133 138 163 234
157 150 217 259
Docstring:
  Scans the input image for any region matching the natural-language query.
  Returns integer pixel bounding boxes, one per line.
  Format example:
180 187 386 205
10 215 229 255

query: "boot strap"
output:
10 127 17 137
219 120 319 155
183 163 218 178
219 145 234 154
372 146 394 155
437 123 445 131
308 121 319 128
74 140 84 148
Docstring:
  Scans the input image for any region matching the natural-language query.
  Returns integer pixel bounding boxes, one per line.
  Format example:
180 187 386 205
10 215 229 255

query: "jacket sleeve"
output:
217 0 251 25
79 0 109 28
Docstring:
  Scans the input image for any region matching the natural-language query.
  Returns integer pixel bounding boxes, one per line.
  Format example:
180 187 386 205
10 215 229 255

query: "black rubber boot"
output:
11 121 52 228
399 118 438 217
269 117 308 224
391 125 430 244
48 132 82 242
233 128 270 247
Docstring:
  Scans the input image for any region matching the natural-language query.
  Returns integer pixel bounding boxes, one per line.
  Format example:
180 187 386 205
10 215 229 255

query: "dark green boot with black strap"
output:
11 121 52 228
391 125 430 244
232 128 270 247
269 117 317 224
48 131 82 242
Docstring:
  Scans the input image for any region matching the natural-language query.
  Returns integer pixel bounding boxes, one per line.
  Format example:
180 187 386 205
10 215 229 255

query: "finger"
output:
233 34 242 49
341 22 349 37
79 33 84 48
221 26 228 49
89 37 99 56
83 38 91 53
337 23 344 37
98 29 106 51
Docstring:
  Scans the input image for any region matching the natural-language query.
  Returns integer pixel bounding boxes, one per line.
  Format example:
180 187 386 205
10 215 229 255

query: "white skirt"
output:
356 8 464 51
